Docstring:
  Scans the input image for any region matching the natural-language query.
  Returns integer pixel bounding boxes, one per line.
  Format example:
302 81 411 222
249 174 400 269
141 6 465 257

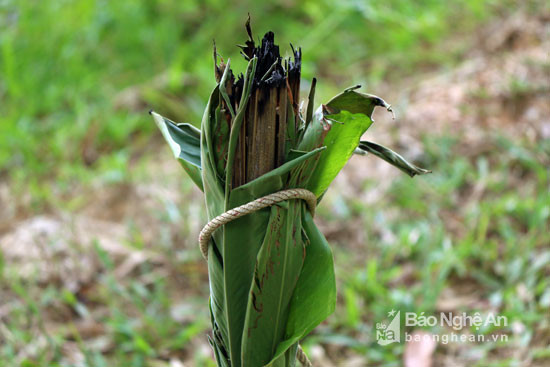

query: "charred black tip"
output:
245 14 253 41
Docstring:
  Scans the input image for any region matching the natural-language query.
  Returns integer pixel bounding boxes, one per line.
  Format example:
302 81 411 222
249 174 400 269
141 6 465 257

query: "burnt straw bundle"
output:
151 19 429 367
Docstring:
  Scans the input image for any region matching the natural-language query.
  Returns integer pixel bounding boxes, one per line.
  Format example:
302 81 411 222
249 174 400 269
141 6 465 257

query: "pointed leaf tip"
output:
357 140 431 177
150 111 203 190
151 111 181 160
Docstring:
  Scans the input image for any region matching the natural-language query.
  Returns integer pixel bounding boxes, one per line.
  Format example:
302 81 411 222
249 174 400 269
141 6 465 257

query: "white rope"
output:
198 188 316 260
198 188 317 367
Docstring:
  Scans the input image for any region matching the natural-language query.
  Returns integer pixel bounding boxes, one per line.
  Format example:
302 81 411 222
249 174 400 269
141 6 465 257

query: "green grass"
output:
2 135 546 366
1 0 548 366
1 0 499 205
312 135 549 365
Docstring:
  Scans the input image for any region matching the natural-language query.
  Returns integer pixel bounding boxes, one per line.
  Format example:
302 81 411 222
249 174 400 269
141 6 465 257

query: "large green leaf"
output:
241 201 304 366
240 143 326 366
151 111 203 190
223 148 325 367
356 140 432 177
200 86 232 366
306 88 393 197
307 109 373 197
270 208 336 362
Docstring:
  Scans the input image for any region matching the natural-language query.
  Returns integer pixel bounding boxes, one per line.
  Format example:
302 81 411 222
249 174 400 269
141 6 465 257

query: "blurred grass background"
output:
1 0 549 366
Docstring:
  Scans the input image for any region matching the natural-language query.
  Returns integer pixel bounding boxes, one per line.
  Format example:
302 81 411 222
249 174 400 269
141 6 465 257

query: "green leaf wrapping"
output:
151 69 426 366
223 148 325 366
240 145 328 366
200 86 232 365
241 201 304 366
270 208 336 362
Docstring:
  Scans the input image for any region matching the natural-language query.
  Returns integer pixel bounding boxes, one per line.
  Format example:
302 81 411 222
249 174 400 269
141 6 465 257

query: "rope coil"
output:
198 188 316 260
198 188 317 366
